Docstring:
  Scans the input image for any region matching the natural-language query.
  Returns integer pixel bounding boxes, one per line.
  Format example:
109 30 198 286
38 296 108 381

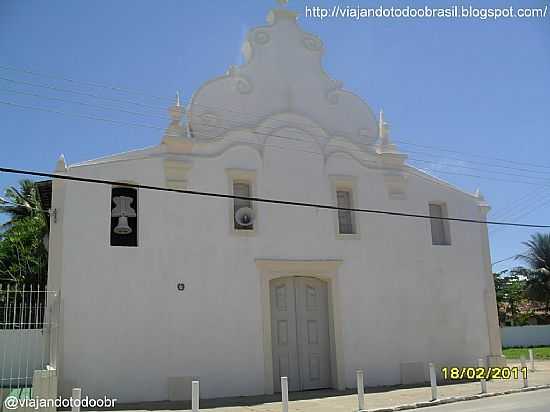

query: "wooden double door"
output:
270 276 331 392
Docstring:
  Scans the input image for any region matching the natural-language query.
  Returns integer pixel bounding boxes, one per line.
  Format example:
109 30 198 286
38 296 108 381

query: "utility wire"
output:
491 256 517 266
2 98 550 192
0 87 169 121
0 76 167 113
490 194 550 237
403 149 549 176
3 89 549 183
188 100 550 170
490 187 542 221
492 191 550 226
3 75 550 178
406 158 550 182
5 84 550 178
3 68 550 172
0 99 171 133
0 64 171 102
2 98 550 188
1 166 549 228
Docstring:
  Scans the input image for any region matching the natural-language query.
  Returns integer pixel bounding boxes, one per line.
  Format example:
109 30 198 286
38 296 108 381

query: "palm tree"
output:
516 233 550 313
0 179 42 230
0 180 48 287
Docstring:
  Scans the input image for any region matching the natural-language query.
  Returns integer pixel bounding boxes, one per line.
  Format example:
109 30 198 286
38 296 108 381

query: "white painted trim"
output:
164 160 192 190
479 206 504 359
405 166 482 201
69 145 161 168
255 259 344 394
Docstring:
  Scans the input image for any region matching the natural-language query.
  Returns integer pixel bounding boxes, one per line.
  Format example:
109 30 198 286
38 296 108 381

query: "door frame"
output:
256 259 344 394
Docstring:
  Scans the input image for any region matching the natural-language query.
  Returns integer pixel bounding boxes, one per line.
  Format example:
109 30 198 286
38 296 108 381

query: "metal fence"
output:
0 284 58 393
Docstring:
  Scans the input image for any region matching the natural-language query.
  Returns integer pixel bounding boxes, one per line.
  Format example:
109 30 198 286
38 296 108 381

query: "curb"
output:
360 384 550 412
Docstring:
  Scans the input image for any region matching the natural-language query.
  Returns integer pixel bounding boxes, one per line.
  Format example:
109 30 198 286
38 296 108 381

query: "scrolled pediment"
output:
188 6 379 150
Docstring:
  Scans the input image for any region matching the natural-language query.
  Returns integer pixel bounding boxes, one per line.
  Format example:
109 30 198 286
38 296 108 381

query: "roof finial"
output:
169 91 184 123
475 188 485 200
379 109 390 146
55 153 67 172
379 109 384 137
162 91 185 143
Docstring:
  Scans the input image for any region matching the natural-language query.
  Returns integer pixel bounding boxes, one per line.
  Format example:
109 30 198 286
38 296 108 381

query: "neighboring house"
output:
41 3 503 403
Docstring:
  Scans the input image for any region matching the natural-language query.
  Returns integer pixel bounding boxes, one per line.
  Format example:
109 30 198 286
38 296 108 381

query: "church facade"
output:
45 4 503 403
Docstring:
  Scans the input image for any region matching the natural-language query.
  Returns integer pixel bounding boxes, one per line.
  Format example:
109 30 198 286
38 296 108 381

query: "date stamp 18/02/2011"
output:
441 367 527 380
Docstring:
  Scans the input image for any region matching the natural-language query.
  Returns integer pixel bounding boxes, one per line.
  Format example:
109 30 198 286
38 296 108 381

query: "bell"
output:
114 216 132 235
112 195 136 235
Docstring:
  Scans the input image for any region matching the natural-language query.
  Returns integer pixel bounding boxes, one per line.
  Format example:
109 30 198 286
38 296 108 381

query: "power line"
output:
407 158 550 182
0 99 171 132
2 97 550 188
3 98 550 196
0 64 171 102
0 87 169 121
490 187 542 221
492 191 550 228
188 101 550 170
403 148 550 176
491 256 517 266
1 166 549 228
3 66 550 173
0 76 168 113
3 70 550 177
489 194 550 237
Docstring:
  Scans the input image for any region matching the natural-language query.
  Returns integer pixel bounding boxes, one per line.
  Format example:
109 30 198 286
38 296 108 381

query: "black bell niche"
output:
110 186 138 247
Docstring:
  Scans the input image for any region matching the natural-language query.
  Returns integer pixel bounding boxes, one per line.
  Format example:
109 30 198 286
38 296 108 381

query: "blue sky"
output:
0 0 548 272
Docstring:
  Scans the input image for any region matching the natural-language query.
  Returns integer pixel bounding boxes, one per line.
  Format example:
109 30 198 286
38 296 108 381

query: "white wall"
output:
0 330 47 386
49 139 493 402
501 325 550 348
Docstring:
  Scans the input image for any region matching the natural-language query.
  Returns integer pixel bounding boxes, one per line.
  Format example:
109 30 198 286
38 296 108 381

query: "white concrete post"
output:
281 377 289 412
71 388 81 412
478 358 487 394
428 362 437 401
520 356 528 388
529 349 535 372
356 370 365 411
192 380 200 412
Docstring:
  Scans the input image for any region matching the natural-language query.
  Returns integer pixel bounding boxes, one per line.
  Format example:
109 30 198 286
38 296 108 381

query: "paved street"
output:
415 389 550 411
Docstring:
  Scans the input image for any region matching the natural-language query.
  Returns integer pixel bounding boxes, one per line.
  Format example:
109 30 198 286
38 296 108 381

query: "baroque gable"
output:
187 8 379 149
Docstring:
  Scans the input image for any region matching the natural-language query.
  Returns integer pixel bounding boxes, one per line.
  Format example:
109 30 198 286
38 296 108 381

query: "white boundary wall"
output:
0 330 46 386
501 325 550 348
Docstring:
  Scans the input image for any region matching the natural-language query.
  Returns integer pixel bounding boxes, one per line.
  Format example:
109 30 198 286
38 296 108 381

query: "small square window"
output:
336 189 355 234
429 203 451 245
110 187 138 247
233 181 254 231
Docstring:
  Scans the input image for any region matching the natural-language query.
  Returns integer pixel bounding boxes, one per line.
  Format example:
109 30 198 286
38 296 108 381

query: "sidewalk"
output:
116 361 550 412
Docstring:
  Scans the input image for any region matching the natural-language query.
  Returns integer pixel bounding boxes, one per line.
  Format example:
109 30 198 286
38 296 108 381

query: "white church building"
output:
43 2 503 403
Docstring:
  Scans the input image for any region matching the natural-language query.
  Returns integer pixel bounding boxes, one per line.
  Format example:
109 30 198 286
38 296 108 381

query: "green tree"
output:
0 214 48 287
516 233 550 313
0 179 43 230
494 270 527 325
0 180 48 287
